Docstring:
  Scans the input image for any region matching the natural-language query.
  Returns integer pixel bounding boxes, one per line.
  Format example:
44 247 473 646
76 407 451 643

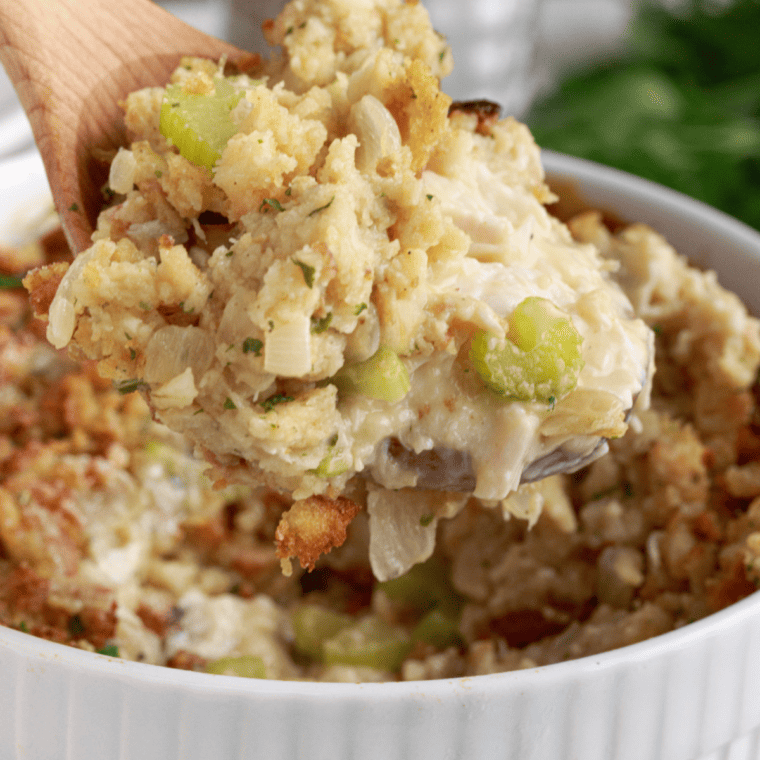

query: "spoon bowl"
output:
0 0 256 253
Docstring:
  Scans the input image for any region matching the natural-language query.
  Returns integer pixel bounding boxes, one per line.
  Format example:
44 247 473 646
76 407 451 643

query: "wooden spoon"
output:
0 0 257 254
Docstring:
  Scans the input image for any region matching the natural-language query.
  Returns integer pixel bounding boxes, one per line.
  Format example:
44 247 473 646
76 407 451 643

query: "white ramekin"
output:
1 148 760 760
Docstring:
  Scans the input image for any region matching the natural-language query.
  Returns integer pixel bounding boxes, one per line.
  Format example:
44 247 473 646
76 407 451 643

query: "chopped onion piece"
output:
264 315 312 377
46 245 101 349
108 148 137 194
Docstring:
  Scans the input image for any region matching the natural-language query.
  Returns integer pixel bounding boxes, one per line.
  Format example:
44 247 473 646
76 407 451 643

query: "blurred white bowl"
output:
2 149 760 760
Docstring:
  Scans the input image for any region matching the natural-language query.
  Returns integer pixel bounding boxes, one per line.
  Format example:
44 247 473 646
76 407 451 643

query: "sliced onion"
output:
47 244 104 349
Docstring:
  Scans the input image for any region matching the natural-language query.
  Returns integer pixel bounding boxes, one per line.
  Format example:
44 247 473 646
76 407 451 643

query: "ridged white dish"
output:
1 148 760 760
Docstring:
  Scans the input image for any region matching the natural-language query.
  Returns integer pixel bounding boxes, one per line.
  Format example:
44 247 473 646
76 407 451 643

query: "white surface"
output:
2 149 760 760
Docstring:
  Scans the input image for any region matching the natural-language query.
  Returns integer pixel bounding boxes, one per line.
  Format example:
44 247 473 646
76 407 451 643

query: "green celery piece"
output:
160 78 242 169
378 556 460 615
313 445 351 478
331 346 410 403
292 605 353 661
411 608 463 650
469 297 583 403
205 655 266 678
322 617 413 672
379 557 463 650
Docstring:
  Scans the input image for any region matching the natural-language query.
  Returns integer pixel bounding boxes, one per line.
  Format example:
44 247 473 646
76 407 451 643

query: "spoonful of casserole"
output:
3 0 653 580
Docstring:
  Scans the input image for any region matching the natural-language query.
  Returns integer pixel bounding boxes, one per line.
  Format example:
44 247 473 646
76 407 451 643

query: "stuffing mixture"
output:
25 0 652 580
4 196 760 681
5 0 760 681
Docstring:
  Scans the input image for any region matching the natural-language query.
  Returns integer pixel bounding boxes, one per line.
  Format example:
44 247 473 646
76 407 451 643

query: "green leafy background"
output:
527 0 760 230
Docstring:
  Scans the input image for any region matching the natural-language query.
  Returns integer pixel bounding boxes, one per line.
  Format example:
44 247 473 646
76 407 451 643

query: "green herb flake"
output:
0 274 23 289
242 337 263 355
19 621 28 633
426 194 434 200
97 644 120 657
259 393 294 412
354 303 367 316
308 195 335 217
139 301 151 311
129 348 136 361
419 514 435 527
223 397 237 410
115 379 144 395
260 197 284 213
68 615 85 637
311 312 333 333
68 203 79 212
293 259 316 288
155 170 163 178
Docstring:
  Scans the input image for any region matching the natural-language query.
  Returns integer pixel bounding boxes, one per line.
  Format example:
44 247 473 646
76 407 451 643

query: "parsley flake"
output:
115 379 145 395
308 195 335 216
293 259 315 288
68 615 85 637
0 274 23 289
260 197 284 213
242 337 263 355
259 393 294 412
223 397 237 410
311 312 333 333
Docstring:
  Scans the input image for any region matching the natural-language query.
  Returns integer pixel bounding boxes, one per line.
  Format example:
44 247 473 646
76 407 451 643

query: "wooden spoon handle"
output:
0 0 255 252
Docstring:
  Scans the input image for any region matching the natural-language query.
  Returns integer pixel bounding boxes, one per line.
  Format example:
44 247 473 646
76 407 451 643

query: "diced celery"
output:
313 446 351 478
411 608 463 649
160 78 243 169
331 346 410 402
469 296 584 403
378 557 456 613
379 557 463 650
322 617 413 672
205 655 266 678
292 605 353 660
